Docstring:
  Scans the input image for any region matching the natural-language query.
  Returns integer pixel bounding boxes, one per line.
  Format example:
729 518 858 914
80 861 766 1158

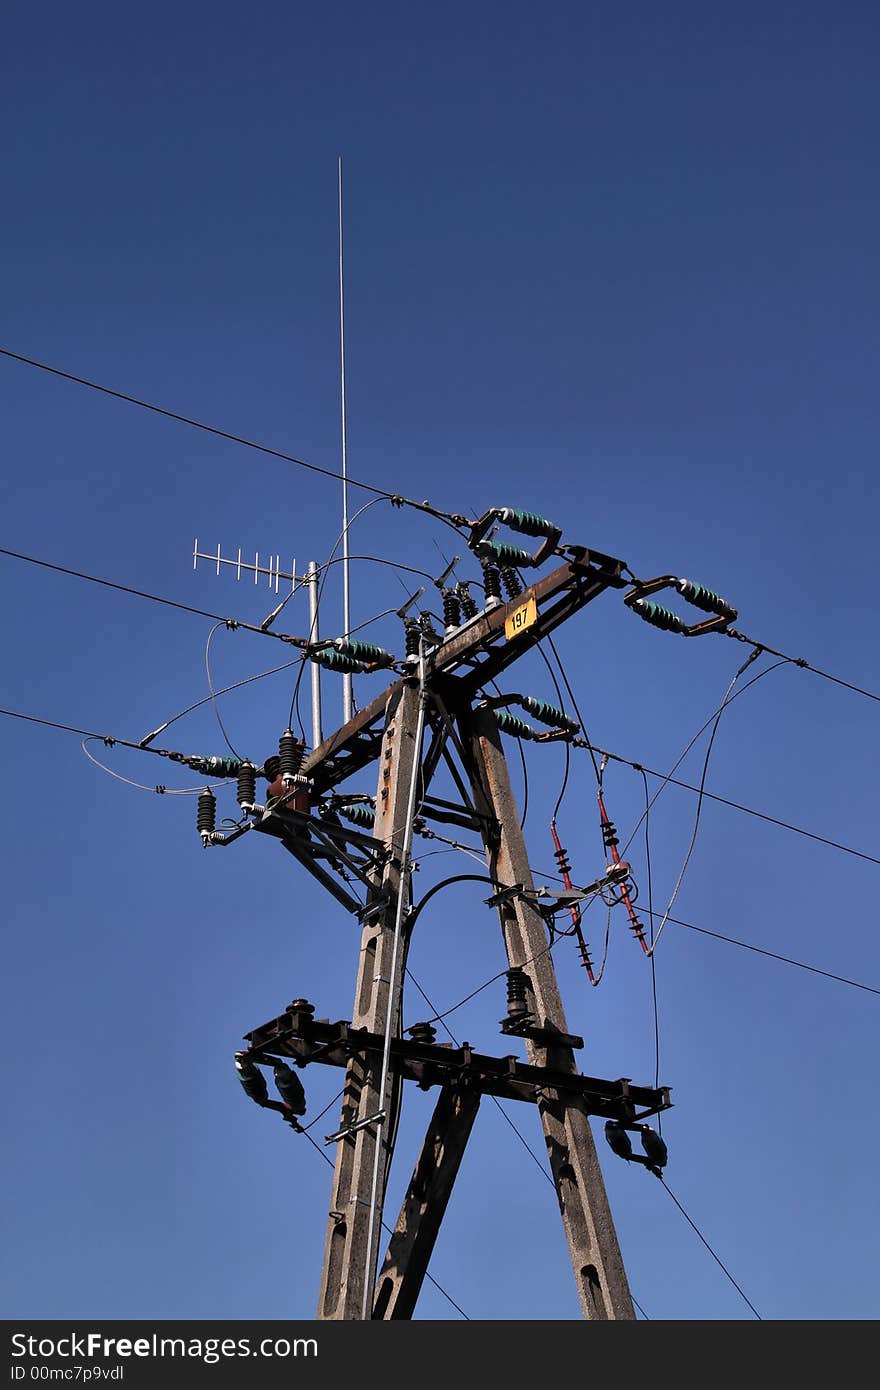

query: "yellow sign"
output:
504 596 538 641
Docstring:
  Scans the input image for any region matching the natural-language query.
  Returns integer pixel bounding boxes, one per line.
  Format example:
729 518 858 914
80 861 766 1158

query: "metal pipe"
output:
338 156 353 724
308 560 323 750
361 640 428 1319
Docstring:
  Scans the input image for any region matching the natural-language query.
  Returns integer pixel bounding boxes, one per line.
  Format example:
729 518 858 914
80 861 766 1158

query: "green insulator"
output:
340 803 375 828
519 695 578 733
676 578 737 621
495 708 539 741
312 647 366 673
273 1061 307 1116
234 1053 268 1105
498 508 559 538
477 539 537 569
186 754 243 778
634 600 687 634
334 638 395 666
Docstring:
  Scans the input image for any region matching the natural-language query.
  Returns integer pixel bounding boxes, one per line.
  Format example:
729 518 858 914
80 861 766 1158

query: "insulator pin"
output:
676 578 737 621
402 618 422 658
632 600 688 634
442 588 462 632
500 565 523 599
456 583 479 620
519 695 578 733
311 647 366 673
236 762 257 810
494 708 539 741
407 1021 437 1046
234 1052 268 1105
498 507 560 539
482 561 503 604
339 802 375 828
273 1061 307 1115
333 638 394 666
505 967 531 1022
477 539 537 570
197 787 216 843
185 754 242 778
279 730 305 780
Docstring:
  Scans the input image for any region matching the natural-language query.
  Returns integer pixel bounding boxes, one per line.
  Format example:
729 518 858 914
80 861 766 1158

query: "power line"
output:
659 1178 762 1320
0 346 467 532
0 544 434 648
573 738 880 869
660 911 880 997
727 628 880 707
405 965 557 1188
296 1127 470 1320
428 839 880 1002
646 648 761 957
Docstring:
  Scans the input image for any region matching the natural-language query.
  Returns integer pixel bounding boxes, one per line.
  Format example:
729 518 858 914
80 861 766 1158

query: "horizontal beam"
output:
242 1005 671 1122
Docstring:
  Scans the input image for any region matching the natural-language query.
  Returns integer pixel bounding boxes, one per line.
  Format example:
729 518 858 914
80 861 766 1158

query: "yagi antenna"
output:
192 540 304 595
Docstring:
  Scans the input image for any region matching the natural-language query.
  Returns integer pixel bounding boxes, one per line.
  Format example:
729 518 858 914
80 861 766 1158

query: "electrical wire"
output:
654 911 880 996
426 837 880 1001
81 738 230 795
544 632 603 788
641 769 661 1113
727 627 880 706
205 622 244 760
288 497 385 733
647 649 761 957
617 657 792 860
404 967 557 1190
295 1127 470 1319
0 347 469 534
659 1178 762 1320
303 1087 346 1133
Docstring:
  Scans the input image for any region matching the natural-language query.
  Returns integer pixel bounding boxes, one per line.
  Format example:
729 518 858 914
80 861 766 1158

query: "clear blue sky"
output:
2 2 878 1321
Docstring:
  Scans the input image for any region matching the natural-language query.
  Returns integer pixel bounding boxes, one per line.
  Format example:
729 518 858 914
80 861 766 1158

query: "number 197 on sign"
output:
504 596 538 641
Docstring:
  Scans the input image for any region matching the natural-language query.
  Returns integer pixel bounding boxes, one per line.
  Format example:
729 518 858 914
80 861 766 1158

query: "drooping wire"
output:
646 649 760 957
303 1087 346 1133
205 622 245 760
545 632 603 788
422 836 880 999
0 347 470 535
641 768 661 1123
618 656 792 860
659 1178 762 1320
81 739 231 795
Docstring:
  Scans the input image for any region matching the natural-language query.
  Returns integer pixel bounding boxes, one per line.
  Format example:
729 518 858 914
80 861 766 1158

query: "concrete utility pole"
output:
229 520 674 1320
465 705 634 1318
317 683 423 1320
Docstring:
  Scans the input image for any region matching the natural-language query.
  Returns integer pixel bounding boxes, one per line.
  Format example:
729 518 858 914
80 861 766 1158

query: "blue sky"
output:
2 2 878 1320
